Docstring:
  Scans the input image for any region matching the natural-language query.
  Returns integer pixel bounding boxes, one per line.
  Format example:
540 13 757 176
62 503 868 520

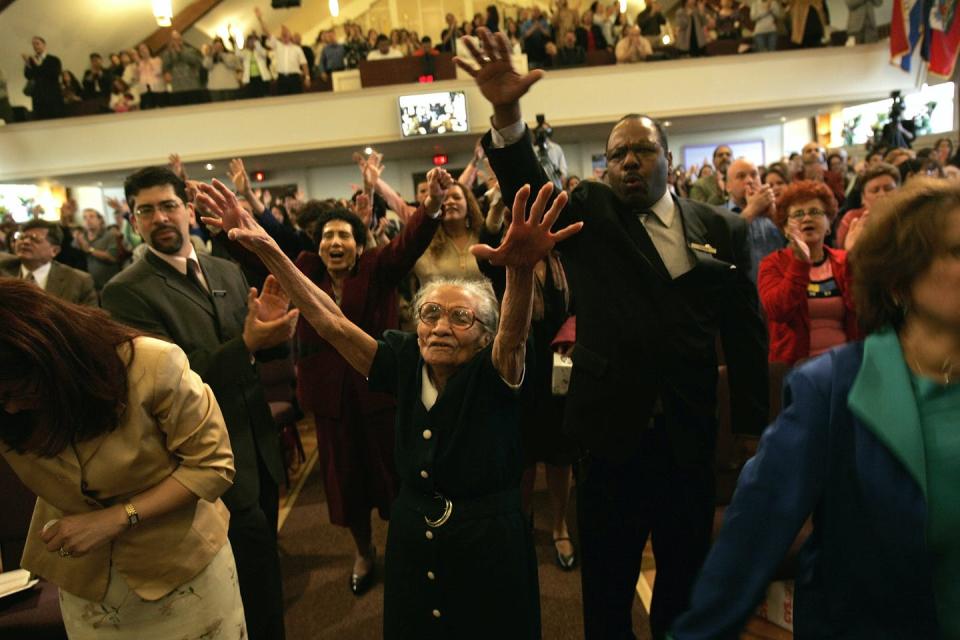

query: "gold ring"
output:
58 546 71 558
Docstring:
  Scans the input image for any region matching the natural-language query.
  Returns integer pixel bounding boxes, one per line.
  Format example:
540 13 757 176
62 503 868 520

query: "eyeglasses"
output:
418 302 485 330
787 208 827 220
13 232 49 244
134 200 183 219
606 143 660 164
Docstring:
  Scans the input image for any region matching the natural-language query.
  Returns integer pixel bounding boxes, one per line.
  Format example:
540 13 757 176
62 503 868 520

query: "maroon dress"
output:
295 207 439 526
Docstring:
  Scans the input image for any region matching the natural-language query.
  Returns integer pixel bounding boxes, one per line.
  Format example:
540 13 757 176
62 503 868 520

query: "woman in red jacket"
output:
758 180 860 365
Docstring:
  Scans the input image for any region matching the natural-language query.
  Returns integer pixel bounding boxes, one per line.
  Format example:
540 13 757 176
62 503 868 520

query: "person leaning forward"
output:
455 29 769 640
101 167 294 640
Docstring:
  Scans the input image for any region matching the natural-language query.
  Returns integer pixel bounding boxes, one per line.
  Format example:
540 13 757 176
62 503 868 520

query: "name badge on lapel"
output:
212 289 227 297
689 242 717 255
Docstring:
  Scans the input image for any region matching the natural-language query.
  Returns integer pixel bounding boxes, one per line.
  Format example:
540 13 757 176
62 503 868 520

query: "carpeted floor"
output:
278 455 652 640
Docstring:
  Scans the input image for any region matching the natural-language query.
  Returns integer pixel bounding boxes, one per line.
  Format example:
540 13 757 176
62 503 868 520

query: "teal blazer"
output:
672 330 939 638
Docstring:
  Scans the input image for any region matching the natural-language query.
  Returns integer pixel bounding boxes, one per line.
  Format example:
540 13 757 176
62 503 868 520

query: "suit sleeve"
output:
78 272 98 307
758 251 809 322
101 280 253 386
483 127 576 229
719 214 769 436
671 366 830 639
152 342 236 502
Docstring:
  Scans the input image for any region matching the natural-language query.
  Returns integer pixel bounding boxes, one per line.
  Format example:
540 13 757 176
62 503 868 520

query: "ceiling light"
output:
780 116 787 122
662 34 671 45
364 147 373 155
205 163 215 171
329 0 340 18
663 121 672 127
153 0 173 27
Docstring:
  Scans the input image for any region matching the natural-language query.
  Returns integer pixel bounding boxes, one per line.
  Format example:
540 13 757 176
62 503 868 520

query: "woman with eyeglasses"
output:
672 176 960 639
196 178 581 639
289 168 450 596
757 180 860 366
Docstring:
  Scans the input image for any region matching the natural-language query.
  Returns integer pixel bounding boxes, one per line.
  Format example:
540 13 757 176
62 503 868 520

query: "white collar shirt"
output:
639 189 696 279
20 261 52 290
269 37 307 74
147 244 209 291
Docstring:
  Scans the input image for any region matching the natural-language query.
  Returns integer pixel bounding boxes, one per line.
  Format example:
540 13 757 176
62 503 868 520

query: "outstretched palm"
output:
454 28 544 110
196 179 274 251
472 183 583 269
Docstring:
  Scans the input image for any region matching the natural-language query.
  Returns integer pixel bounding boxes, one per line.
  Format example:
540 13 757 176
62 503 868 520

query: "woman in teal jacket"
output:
672 177 960 638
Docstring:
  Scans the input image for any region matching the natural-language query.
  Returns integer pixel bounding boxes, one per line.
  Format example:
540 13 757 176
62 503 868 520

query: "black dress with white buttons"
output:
368 331 541 639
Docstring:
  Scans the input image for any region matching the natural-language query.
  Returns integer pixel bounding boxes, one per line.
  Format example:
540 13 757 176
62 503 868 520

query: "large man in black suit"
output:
459 30 769 639
101 167 294 640
22 36 64 120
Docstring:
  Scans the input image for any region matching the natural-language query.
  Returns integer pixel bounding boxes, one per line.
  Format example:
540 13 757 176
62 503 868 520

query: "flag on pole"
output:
929 0 960 76
890 0 925 71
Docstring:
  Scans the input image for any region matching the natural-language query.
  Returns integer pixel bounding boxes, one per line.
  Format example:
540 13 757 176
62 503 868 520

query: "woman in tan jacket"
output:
0 280 243 639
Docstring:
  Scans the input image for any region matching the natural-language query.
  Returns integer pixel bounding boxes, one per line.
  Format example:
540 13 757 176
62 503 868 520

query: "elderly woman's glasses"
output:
787 208 827 220
418 302 485 330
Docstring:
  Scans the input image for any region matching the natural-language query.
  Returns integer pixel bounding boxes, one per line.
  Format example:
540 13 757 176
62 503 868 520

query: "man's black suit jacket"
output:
484 131 768 462
101 251 284 511
24 55 63 115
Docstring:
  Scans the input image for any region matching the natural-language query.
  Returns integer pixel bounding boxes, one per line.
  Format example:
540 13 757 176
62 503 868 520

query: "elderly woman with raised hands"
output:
0 280 243 639
758 180 859 366
672 177 960 638
197 177 581 639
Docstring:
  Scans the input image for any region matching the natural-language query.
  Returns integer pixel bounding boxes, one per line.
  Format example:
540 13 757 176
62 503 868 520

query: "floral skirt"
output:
59 542 246 639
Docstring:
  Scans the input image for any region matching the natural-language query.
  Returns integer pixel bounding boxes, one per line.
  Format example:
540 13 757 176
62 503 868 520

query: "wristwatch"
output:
122 502 140 526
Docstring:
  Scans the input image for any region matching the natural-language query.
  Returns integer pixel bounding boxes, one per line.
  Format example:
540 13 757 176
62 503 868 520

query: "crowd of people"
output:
2 26 959 640
5 0 883 123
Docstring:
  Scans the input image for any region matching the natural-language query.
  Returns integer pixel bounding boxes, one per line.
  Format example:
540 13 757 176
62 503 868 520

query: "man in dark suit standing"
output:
1 220 97 306
22 36 64 120
101 167 294 640
458 30 769 639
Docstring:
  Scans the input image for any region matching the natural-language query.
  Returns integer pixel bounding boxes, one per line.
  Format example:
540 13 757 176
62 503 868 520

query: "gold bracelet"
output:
123 502 140 526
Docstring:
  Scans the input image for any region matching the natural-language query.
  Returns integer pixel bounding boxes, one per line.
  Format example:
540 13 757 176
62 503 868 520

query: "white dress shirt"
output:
147 245 209 291
269 37 307 75
20 261 52 290
490 119 695 279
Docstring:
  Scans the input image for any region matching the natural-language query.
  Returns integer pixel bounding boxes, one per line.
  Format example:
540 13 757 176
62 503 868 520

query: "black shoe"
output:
350 567 375 596
350 546 377 596
553 536 577 571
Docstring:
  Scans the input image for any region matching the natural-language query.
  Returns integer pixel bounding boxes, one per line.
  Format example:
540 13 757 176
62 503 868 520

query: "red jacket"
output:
758 247 860 365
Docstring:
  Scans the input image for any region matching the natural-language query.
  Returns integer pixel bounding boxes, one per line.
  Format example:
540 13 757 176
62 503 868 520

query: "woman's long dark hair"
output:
0 280 139 457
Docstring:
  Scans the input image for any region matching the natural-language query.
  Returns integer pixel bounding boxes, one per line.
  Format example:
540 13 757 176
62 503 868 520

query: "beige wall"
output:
0 42 917 183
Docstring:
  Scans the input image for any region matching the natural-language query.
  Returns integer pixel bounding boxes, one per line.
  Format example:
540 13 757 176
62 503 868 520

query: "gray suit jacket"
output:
845 0 882 34
101 251 284 512
0 256 98 306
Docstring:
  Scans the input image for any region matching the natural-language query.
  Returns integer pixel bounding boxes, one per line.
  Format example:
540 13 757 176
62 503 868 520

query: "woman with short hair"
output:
0 280 243 638
673 177 960 638
197 178 582 639
758 179 859 365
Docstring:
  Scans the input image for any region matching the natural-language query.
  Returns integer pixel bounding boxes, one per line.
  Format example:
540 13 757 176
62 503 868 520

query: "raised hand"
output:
844 211 869 251
472 183 583 269
228 157 250 194
243 281 299 351
105 196 129 214
168 153 187 181
352 192 373 227
424 167 454 215
786 221 812 263
196 179 274 250
454 27 544 128
361 152 384 191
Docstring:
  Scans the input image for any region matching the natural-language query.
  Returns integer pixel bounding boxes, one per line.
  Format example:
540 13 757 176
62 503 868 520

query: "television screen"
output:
398 91 469 138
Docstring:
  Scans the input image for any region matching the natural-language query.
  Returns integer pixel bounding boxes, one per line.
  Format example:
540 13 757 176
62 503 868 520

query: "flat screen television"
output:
398 91 469 138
